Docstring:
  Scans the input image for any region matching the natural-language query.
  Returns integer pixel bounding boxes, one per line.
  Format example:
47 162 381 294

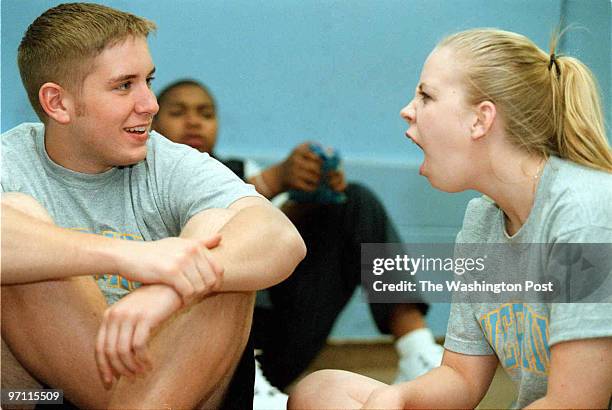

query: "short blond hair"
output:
438 28 612 173
18 2 156 121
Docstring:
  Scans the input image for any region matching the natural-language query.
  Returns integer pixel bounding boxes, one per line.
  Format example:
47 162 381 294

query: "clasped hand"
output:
95 234 223 387
116 234 224 304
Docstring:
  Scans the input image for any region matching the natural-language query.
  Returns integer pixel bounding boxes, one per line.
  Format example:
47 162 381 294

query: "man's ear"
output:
471 101 496 141
38 82 73 124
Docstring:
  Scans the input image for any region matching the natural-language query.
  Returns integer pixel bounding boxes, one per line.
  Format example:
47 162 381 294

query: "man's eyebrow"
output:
108 67 156 84
108 74 137 84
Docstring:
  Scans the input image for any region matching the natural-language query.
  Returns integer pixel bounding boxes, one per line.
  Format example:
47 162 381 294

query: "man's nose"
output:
135 87 159 116
185 111 202 126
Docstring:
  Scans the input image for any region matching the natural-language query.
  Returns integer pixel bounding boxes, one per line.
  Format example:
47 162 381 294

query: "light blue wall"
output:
2 0 610 338
3 1 610 148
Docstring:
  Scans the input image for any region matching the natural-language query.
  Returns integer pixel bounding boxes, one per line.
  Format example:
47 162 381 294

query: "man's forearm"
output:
1 202 121 284
183 200 306 292
216 203 305 291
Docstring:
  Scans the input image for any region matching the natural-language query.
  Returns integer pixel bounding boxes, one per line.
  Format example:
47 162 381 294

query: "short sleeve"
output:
549 303 612 346
444 303 495 355
548 226 612 345
167 150 261 229
146 133 262 232
445 230 495 355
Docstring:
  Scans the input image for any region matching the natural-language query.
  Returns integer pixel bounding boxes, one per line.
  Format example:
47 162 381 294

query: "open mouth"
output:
406 131 427 175
124 126 147 135
406 132 423 150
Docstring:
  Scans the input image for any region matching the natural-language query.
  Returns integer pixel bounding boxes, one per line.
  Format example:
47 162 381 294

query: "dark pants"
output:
253 183 428 389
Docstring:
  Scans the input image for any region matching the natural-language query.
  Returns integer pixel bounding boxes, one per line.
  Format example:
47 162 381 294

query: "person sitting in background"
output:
152 79 444 405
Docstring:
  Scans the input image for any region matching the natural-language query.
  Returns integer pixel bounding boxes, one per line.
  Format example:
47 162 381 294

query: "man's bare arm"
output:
1 199 121 284
181 196 306 291
1 197 222 302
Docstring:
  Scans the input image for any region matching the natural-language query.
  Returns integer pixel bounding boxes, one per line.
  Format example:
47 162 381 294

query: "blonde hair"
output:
437 28 612 173
18 2 156 121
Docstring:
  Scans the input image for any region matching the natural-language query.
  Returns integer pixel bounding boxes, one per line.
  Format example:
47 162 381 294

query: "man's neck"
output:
44 124 112 174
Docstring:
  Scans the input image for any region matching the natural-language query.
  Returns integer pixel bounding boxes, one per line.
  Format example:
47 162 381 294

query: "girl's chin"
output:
426 174 465 193
418 160 465 193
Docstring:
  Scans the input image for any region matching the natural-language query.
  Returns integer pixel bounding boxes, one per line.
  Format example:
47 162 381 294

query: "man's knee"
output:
2 335 111 410
211 291 256 332
2 192 53 223
1 339 104 410
162 290 255 355
1 277 111 409
198 291 255 359
345 182 381 206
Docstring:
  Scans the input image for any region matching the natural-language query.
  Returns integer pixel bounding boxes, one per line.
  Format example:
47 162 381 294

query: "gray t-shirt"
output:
444 156 612 408
2 123 260 303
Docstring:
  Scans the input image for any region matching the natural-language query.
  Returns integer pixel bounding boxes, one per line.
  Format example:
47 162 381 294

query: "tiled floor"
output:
288 339 517 409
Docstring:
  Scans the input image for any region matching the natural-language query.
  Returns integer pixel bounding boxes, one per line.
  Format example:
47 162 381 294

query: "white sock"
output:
395 328 437 357
394 328 443 383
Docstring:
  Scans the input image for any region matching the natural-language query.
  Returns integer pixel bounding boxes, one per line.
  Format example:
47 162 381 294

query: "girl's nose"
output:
400 99 416 123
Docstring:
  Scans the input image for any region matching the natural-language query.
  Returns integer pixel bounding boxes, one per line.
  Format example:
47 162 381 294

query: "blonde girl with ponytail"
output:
288 28 612 409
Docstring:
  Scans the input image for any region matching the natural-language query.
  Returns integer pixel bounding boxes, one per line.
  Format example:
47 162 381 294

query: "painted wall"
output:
2 0 610 338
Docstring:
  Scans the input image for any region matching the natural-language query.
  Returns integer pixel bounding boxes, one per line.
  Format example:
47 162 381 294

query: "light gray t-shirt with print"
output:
444 156 612 408
2 123 261 303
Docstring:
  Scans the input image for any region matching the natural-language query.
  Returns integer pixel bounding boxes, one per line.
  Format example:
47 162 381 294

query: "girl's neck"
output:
477 151 546 236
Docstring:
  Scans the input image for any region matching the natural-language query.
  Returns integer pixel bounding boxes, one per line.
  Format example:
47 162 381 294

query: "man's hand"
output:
114 234 224 304
95 284 182 387
279 142 323 192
